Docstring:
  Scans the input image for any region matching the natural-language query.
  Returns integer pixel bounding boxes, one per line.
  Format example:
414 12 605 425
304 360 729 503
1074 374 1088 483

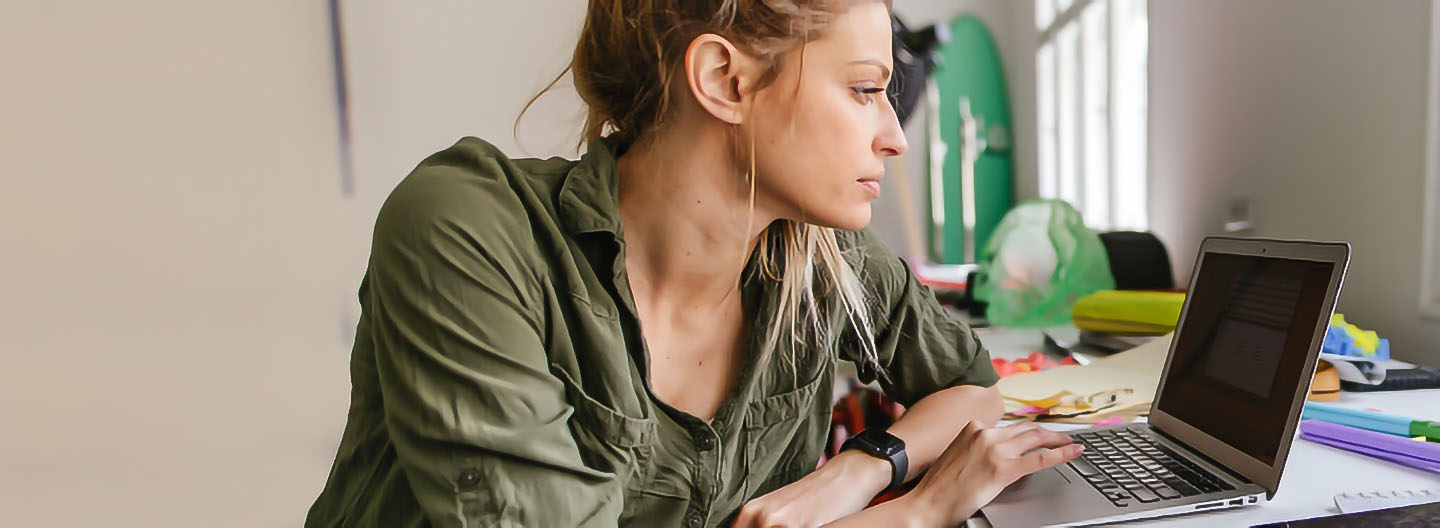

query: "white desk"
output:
973 326 1440 526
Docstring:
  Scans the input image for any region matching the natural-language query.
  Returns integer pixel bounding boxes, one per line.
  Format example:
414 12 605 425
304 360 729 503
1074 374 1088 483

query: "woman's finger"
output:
1007 427 1076 453
993 422 1042 439
1014 444 1085 477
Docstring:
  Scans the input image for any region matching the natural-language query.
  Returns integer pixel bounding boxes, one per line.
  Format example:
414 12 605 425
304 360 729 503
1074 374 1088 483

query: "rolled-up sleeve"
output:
836 230 1000 407
366 167 619 527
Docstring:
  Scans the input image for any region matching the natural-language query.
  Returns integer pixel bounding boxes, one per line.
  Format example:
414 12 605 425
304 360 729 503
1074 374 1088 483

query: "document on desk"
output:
997 333 1171 423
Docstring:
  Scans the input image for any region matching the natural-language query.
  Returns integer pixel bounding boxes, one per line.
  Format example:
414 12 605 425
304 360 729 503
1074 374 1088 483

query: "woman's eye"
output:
852 87 885 105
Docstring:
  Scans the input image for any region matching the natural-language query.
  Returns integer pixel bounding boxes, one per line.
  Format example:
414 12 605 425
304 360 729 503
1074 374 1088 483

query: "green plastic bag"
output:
973 199 1115 327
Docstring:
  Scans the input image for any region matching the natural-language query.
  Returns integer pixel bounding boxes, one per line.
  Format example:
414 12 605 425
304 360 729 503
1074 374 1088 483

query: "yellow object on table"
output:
1071 290 1185 335
1330 313 1381 355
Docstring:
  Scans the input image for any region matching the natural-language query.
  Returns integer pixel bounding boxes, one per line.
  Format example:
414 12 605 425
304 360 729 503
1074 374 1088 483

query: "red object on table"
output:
992 351 1079 378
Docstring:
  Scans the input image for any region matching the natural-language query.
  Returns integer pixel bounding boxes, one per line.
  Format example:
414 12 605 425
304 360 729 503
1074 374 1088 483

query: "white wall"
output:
1149 0 1440 362
0 1 582 526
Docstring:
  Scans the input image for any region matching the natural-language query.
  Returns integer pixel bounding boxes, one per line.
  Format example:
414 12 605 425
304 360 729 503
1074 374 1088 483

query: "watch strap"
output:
840 429 908 491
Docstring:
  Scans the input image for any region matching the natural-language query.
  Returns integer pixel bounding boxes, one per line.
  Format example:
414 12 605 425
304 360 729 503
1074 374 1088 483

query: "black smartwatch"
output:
840 429 908 491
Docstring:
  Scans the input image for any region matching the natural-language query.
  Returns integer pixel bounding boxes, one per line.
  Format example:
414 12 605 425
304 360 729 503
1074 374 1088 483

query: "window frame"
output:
1035 0 1147 231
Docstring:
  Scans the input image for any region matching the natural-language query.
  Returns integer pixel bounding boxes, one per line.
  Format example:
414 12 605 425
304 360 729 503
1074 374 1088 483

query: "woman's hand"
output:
900 421 1083 526
730 449 892 528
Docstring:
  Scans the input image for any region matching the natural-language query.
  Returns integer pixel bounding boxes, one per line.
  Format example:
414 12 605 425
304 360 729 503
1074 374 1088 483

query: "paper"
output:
1320 353 1387 385
997 333 1172 424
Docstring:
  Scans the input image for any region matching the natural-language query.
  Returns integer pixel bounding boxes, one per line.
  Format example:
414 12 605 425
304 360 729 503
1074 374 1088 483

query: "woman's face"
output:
747 2 908 231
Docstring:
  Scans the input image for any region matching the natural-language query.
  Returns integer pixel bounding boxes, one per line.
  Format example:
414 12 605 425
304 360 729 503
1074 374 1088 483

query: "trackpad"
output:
994 468 1072 504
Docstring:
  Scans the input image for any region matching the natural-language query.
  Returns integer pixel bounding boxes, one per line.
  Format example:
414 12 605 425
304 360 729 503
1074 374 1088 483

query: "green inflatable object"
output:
928 14 1015 264
974 199 1116 328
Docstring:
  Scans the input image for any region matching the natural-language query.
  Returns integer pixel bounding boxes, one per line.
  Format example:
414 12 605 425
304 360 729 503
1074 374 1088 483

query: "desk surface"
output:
973 326 1440 527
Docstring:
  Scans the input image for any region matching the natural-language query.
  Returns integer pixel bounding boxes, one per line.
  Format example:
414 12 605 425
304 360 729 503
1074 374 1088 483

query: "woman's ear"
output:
684 34 758 125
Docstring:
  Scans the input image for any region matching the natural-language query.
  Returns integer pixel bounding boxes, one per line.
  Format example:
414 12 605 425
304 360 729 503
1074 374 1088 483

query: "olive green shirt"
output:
305 136 998 528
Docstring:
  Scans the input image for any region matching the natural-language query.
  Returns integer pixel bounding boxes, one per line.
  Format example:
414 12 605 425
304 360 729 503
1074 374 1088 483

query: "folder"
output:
1298 419 1440 474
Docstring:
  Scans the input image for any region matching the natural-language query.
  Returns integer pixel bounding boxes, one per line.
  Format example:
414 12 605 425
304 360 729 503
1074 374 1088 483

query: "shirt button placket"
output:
691 424 720 523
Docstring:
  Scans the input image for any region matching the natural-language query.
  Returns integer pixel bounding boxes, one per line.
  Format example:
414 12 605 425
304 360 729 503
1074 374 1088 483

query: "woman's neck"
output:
616 124 773 316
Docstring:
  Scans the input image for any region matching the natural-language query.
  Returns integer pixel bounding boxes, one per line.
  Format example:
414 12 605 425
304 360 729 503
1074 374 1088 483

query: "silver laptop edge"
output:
982 237 1351 527
1149 237 1350 499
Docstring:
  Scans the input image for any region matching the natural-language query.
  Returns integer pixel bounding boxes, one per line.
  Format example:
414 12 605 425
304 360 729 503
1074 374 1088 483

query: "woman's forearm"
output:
823 385 1003 527
801 385 1002 508
823 494 939 528
756 384 1004 527
888 384 1003 481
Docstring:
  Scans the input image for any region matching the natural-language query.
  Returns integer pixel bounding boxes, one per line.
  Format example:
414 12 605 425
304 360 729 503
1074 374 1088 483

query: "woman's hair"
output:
522 0 892 382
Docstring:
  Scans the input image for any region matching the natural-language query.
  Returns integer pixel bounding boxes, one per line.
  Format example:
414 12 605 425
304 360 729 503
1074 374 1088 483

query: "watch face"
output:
874 439 904 457
862 431 905 456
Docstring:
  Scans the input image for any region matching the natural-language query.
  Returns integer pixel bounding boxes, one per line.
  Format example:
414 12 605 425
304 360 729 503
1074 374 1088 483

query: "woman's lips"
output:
857 179 881 197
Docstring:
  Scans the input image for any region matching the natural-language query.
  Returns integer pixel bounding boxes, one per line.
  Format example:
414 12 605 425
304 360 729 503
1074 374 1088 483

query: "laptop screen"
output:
1154 251 1337 465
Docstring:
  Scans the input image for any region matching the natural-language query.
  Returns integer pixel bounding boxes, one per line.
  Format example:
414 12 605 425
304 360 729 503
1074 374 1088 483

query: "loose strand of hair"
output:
514 64 577 155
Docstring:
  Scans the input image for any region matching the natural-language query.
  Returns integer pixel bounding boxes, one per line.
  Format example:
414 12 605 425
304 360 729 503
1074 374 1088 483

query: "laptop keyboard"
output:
1067 427 1235 507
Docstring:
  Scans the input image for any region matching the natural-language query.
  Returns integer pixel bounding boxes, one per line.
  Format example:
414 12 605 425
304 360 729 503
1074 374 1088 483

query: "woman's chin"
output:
811 206 872 232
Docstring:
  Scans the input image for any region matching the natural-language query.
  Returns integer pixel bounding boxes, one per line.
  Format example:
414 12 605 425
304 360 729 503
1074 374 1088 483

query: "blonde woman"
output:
306 1 1082 526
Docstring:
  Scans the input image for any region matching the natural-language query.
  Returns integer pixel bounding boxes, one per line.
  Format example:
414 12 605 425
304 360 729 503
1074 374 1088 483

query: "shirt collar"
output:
557 135 625 237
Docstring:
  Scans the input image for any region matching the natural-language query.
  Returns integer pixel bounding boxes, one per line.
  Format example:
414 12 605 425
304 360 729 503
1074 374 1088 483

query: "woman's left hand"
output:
730 450 892 528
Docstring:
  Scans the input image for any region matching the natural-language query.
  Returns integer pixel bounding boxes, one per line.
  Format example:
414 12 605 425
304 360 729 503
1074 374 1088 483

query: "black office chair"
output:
1097 231 1175 291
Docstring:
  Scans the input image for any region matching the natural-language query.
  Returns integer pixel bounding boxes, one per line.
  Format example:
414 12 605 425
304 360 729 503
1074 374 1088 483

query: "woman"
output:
306 1 1082 526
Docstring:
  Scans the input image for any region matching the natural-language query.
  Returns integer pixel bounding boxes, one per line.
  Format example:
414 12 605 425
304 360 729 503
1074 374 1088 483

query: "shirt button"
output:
686 514 703 528
696 434 716 452
456 469 482 490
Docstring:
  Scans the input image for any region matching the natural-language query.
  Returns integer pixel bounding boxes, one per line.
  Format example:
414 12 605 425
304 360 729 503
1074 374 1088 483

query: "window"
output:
1035 0 1148 231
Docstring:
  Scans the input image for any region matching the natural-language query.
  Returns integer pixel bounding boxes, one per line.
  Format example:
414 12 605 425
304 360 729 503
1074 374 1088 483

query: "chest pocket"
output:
740 353 832 500
551 365 656 485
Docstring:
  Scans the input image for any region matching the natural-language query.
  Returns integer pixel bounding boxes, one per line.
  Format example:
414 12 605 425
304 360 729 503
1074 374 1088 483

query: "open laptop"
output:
982 237 1351 527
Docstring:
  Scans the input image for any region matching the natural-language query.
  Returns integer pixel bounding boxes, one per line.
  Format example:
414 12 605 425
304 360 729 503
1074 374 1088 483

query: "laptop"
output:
982 237 1351 527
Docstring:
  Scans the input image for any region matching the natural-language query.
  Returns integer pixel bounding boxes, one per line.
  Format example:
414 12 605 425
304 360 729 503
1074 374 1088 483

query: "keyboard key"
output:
1071 428 1240 504
1129 488 1161 503
1069 459 1101 477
